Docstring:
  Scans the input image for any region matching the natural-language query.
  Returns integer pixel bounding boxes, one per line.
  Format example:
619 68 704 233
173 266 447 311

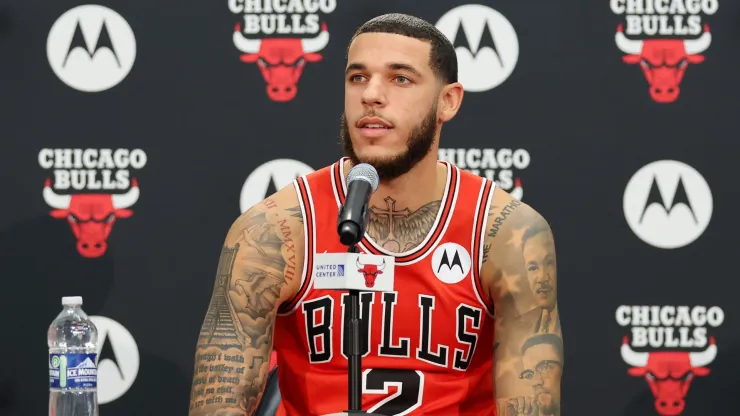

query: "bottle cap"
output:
62 296 83 306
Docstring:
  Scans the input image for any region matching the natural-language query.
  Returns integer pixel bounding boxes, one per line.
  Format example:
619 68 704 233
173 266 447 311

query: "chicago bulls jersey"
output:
273 158 497 416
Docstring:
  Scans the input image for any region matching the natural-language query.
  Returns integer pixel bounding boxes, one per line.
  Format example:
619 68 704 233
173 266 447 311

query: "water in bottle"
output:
48 296 99 416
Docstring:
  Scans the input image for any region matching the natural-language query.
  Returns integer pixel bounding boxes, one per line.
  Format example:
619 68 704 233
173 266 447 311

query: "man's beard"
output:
339 104 438 181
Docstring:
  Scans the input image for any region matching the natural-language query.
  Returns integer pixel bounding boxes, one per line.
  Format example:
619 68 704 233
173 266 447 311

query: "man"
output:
188 13 563 416
515 223 560 335
503 334 563 416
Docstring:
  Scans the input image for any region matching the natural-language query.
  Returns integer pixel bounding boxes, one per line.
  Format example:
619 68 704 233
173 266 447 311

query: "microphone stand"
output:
345 244 368 414
339 220 383 415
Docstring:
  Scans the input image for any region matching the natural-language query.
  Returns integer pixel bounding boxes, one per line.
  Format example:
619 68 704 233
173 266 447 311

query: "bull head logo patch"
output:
356 257 386 288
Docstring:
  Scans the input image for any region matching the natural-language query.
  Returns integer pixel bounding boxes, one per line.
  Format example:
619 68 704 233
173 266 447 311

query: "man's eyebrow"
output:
387 62 421 77
345 62 422 77
346 62 365 73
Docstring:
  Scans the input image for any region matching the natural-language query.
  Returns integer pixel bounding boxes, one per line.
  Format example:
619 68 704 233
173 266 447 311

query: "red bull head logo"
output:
615 24 712 103
232 23 330 102
621 336 717 416
355 257 386 288
43 178 140 258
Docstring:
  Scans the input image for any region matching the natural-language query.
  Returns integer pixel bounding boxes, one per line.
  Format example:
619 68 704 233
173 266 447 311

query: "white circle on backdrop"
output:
623 160 712 249
435 5 519 92
240 159 315 213
47 5 136 92
90 315 140 404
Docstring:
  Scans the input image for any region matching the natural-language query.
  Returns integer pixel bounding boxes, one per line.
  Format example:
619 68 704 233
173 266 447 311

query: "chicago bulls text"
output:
616 305 724 348
39 148 147 191
611 0 719 36
438 148 529 190
229 0 336 35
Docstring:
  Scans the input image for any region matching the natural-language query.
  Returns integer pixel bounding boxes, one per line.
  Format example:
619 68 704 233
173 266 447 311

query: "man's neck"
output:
344 156 446 253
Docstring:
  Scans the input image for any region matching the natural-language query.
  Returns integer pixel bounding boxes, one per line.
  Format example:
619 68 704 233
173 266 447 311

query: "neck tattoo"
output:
366 196 441 253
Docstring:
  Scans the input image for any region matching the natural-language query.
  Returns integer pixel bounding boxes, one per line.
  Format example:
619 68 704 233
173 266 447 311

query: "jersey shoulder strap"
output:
277 170 322 314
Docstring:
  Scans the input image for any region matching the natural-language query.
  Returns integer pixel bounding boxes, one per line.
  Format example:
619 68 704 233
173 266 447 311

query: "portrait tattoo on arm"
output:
485 202 562 416
188 202 300 416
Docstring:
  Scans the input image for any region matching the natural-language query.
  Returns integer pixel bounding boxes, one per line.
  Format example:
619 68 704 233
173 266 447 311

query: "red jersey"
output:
273 158 497 416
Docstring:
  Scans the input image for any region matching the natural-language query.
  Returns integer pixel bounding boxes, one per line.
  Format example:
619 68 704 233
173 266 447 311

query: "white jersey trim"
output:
471 179 496 317
278 176 317 316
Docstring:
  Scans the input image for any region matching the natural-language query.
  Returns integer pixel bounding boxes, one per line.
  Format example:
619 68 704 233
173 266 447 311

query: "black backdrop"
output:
1 0 738 415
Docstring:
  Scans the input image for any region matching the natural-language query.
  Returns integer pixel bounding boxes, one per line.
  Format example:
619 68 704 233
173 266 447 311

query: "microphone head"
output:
347 163 379 193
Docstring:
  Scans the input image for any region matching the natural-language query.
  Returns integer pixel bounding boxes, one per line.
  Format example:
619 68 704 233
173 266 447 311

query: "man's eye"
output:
394 76 409 83
349 75 364 82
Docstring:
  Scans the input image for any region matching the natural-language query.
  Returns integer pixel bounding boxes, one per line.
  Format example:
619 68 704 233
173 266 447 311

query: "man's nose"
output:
361 77 386 107
533 372 545 385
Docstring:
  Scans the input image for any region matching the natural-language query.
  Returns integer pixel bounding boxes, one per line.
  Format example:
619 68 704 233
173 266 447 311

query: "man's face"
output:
341 32 440 181
521 343 562 413
522 232 557 309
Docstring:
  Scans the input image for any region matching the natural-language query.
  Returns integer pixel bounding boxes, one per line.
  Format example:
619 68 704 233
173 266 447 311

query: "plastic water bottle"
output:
48 296 99 416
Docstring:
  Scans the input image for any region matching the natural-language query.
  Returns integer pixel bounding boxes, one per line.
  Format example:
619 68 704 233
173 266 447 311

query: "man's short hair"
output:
521 333 563 358
521 221 551 251
350 13 458 84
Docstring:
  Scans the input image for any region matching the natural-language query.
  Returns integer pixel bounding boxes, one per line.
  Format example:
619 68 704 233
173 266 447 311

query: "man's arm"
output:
482 194 562 416
188 190 303 416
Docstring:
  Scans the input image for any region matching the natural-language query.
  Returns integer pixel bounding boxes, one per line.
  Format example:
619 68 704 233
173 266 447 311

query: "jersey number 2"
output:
363 369 424 415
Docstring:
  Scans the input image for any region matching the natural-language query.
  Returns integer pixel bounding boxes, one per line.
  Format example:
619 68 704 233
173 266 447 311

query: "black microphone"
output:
337 163 379 246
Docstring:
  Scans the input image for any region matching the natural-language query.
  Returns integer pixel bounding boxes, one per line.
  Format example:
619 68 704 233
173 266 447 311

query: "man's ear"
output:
438 82 464 123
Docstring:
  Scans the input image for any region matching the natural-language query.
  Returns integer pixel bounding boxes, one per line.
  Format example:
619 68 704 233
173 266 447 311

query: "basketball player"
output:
188 13 563 416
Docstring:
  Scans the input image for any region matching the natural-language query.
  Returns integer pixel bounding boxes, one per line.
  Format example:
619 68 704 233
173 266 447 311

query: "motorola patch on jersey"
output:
431 243 471 284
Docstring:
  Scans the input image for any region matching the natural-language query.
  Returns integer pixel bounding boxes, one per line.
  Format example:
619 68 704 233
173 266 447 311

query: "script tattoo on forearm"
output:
366 196 441 253
189 204 300 416
489 205 562 416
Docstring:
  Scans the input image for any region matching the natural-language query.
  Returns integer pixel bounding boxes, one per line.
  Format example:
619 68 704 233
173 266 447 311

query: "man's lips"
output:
537 286 553 295
357 116 392 128
357 116 393 138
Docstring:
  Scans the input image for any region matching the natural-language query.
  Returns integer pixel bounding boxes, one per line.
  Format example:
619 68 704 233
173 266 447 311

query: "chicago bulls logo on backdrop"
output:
39 148 147 258
616 305 723 415
438 147 529 200
610 0 718 103
228 0 336 102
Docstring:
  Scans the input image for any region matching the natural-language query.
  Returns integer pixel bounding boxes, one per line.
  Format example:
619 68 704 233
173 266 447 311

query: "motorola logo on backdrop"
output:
623 160 712 249
435 5 519 92
47 5 136 92
240 159 315 212
90 315 140 404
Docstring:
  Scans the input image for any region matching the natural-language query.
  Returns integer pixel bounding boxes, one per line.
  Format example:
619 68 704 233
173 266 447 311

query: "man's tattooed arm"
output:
366 196 441 253
188 194 303 416
482 195 563 416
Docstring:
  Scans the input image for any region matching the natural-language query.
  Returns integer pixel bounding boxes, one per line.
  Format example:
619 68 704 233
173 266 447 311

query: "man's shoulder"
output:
485 187 550 244
225 183 304 245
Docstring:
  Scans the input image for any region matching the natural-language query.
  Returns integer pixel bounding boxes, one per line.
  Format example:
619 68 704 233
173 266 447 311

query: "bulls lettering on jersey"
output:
273 158 497 416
